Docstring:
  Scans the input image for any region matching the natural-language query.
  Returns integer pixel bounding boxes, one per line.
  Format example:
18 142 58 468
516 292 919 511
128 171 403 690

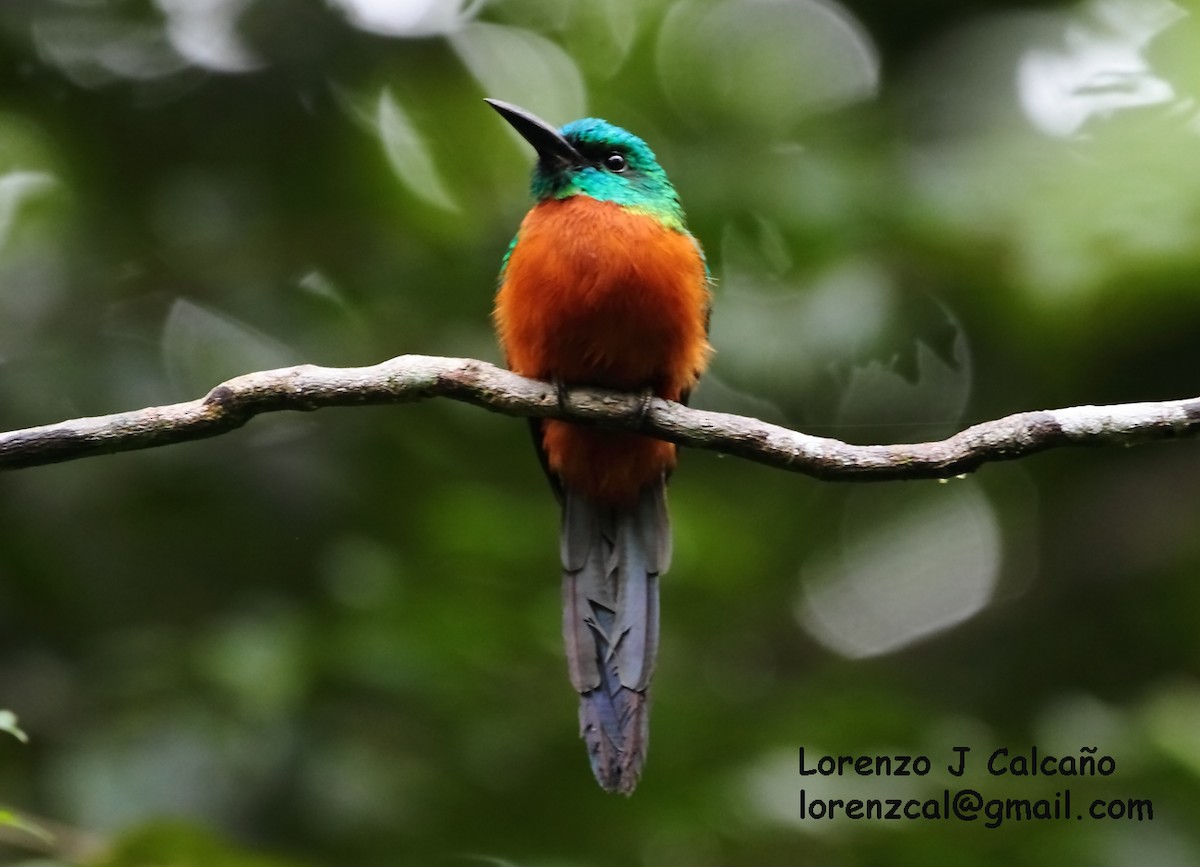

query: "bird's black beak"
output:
485 98 584 170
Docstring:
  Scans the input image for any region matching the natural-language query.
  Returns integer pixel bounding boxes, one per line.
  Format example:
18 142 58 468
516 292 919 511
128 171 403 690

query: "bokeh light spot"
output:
798 481 1001 658
657 0 878 137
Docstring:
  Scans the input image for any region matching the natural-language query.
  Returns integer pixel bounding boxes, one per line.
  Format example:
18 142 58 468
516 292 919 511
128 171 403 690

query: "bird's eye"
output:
603 152 627 172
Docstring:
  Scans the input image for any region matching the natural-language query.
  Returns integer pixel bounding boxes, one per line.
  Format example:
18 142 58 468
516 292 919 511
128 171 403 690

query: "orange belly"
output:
495 196 711 504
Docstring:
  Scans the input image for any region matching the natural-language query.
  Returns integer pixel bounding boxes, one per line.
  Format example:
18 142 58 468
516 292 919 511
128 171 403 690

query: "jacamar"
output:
487 99 712 794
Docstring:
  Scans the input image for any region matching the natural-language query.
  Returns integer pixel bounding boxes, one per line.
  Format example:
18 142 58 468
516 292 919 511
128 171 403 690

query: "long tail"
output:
559 477 671 794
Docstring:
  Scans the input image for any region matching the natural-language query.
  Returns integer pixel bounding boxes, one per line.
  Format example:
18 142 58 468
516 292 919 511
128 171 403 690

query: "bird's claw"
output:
553 378 571 412
634 387 655 429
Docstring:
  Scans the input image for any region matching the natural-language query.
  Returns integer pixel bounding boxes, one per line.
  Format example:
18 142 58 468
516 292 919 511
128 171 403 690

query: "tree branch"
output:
1 354 1198 478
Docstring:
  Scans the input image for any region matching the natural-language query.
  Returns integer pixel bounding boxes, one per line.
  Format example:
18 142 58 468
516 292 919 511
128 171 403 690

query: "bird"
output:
486 98 712 794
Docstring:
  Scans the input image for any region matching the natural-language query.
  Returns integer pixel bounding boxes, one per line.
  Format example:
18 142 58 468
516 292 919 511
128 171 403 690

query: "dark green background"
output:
2 0 1200 864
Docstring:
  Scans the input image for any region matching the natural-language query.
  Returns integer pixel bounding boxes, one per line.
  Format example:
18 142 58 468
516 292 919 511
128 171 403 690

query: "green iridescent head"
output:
486 99 686 229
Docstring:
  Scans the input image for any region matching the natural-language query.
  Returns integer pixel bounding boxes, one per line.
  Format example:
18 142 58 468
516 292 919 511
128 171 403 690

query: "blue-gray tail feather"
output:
561 478 669 795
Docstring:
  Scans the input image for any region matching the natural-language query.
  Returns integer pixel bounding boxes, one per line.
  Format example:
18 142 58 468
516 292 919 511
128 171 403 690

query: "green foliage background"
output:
3 0 1200 864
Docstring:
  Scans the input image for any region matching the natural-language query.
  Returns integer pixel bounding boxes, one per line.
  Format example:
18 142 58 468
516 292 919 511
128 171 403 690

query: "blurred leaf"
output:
0 171 58 255
157 0 262 73
657 0 879 136
559 0 645 76
330 0 480 37
708 255 895 413
834 326 972 442
376 88 460 212
450 22 586 125
799 480 1002 658
31 13 188 87
0 810 53 846
0 709 29 743
1016 0 1186 138
161 298 299 395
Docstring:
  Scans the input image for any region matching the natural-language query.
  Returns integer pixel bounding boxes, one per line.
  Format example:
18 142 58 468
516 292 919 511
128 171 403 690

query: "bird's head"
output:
486 99 685 228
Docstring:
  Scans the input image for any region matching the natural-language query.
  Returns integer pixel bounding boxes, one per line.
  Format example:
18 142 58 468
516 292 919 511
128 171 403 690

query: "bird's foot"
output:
634 387 655 430
553 378 571 412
